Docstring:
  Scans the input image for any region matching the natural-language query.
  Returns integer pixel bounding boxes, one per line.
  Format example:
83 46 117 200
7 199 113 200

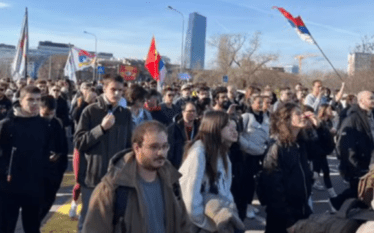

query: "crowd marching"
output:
0 74 374 233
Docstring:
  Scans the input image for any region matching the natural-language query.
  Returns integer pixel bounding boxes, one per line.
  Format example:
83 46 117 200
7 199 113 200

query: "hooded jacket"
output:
82 149 192 233
337 104 374 179
74 95 132 188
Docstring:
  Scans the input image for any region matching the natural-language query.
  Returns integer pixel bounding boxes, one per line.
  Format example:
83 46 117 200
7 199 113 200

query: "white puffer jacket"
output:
239 112 270 156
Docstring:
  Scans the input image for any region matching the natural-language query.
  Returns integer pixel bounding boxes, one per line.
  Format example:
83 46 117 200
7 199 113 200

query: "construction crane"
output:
294 54 319 74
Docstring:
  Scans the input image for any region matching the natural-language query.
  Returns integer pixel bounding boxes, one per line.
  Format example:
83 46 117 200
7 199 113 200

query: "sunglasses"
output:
167 94 175 97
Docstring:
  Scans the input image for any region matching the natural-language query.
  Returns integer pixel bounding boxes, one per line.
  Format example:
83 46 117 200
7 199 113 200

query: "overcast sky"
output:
1 0 372 73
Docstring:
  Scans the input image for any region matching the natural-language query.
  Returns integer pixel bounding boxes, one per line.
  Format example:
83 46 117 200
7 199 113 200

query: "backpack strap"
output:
113 186 130 226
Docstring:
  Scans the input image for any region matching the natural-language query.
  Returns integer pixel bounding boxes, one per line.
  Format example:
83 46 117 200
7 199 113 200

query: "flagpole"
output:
309 35 343 81
24 7 28 80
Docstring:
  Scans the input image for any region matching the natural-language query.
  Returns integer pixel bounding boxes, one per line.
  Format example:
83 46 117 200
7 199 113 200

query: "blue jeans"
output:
78 187 94 232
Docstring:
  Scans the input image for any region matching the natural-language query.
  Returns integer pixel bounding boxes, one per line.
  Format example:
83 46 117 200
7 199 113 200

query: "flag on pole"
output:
11 8 29 80
72 47 96 69
273 7 314 44
145 36 161 81
64 48 77 82
157 58 167 91
119 65 138 81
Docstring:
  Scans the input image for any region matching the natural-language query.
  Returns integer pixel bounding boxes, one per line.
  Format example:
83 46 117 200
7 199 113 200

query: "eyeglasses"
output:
52 89 60 92
167 94 175 97
144 143 170 152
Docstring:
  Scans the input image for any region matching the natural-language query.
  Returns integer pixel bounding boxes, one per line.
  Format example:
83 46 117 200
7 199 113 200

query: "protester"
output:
50 84 70 128
0 82 12 120
331 90 374 211
74 75 133 232
39 95 68 221
167 101 199 169
239 95 270 219
0 86 57 233
160 86 179 125
179 111 245 233
144 89 169 126
174 83 192 111
273 87 293 112
259 103 313 233
125 84 152 129
304 80 327 112
82 121 192 233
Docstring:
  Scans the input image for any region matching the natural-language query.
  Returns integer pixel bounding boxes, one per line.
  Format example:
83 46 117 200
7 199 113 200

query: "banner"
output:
119 65 138 81
64 49 77 82
11 8 29 80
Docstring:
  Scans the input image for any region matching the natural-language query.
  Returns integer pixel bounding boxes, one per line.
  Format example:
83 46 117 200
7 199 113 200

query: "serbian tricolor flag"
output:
273 7 314 44
145 36 162 81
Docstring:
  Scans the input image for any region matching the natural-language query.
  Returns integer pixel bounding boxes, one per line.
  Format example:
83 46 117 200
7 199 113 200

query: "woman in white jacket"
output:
179 111 244 233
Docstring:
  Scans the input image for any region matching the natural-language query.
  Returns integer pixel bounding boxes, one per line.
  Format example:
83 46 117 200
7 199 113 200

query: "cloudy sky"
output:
0 0 373 73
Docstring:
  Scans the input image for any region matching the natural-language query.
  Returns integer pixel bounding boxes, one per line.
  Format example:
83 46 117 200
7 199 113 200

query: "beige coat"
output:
82 150 193 233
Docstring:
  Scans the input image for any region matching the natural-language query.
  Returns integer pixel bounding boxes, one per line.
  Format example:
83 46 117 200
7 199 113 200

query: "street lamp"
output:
168 6 185 74
83 31 97 81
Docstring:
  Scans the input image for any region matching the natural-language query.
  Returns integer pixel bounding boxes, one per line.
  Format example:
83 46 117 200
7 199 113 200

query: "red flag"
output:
145 37 161 81
119 65 138 81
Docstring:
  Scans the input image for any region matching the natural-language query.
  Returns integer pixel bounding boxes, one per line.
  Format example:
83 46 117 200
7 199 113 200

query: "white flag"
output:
64 50 77 82
11 8 29 81
71 46 96 71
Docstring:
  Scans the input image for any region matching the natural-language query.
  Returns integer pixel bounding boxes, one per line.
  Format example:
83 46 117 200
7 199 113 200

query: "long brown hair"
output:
183 111 230 185
317 104 332 120
271 103 300 145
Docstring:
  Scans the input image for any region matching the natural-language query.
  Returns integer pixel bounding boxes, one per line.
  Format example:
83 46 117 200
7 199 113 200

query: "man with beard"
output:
82 121 192 233
212 86 230 111
74 75 133 232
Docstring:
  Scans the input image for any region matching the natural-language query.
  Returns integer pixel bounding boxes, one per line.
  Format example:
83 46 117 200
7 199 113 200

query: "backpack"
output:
358 169 374 207
292 199 370 233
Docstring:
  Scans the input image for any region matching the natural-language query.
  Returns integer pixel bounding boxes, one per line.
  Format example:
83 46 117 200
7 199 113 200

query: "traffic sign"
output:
178 73 192 80
97 66 105 74
223 75 228 83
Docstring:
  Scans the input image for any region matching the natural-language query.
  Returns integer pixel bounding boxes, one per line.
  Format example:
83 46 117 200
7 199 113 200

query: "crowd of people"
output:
0 74 373 233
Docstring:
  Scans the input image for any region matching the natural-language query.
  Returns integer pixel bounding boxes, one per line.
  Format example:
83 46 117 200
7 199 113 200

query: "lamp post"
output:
168 6 184 74
83 31 97 81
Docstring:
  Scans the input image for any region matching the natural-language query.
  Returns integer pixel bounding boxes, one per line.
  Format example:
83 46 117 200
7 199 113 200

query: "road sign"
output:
178 73 192 80
223 75 228 83
97 66 105 74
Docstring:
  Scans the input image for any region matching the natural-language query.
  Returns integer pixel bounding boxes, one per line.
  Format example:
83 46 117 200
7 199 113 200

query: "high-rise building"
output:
184 12 207 70
348 52 374 76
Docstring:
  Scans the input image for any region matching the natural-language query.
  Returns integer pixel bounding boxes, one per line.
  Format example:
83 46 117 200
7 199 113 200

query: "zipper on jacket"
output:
7 147 17 183
296 144 308 215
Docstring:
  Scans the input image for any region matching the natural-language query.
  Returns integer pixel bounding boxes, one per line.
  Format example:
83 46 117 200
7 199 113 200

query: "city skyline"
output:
1 0 373 73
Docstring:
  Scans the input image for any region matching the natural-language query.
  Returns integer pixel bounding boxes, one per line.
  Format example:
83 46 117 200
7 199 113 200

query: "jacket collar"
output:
105 149 182 189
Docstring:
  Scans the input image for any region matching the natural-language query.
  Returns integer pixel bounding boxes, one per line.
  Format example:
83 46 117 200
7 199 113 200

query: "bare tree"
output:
353 35 374 54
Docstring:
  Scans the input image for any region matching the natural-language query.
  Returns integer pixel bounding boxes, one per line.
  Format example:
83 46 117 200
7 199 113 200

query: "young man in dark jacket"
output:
39 95 68 221
331 90 374 210
74 75 133 232
0 86 56 233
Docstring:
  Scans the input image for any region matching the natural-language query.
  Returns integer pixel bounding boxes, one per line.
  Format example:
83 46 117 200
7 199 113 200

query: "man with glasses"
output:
74 75 133 232
167 101 199 169
161 86 179 125
82 121 191 233
273 87 293 112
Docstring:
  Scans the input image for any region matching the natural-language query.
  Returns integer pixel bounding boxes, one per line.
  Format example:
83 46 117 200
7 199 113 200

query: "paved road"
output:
14 155 346 233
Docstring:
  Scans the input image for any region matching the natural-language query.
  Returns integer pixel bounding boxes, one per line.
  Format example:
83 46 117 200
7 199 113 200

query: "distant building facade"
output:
284 65 299 74
184 12 207 70
348 52 374 76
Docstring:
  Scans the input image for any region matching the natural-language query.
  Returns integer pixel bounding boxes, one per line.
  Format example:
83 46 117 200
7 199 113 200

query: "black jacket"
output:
260 139 313 228
74 95 133 188
337 104 374 180
0 111 55 197
56 96 70 127
167 114 199 169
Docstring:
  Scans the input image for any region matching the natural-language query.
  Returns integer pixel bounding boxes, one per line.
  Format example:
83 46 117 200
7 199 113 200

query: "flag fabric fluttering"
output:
145 36 161 81
273 6 314 44
157 58 167 91
11 8 29 80
64 48 77 82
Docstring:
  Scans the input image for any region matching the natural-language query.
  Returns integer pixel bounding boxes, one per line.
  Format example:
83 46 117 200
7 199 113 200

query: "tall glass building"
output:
184 12 207 70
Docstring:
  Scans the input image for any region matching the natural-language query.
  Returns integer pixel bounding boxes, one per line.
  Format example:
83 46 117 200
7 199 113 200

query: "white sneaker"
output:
328 198 337 213
69 201 77 218
327 188 337 198
313 180 325 191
